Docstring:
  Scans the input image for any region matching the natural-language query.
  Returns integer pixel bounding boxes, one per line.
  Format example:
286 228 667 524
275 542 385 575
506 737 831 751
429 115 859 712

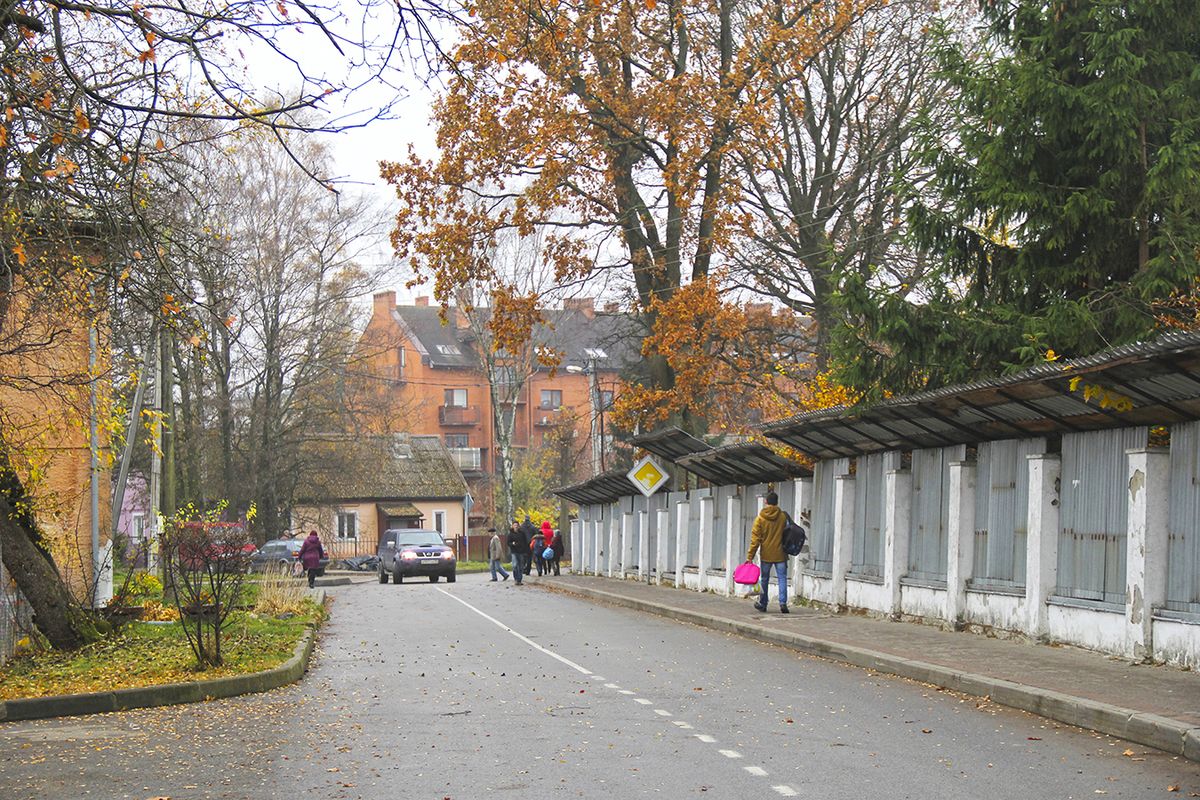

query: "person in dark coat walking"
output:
506 522 529 585
518 516 538 576
549 527 564 576
298 530 326 589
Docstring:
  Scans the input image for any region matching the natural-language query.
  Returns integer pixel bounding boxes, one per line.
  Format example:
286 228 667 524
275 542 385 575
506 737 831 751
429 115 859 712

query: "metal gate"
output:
809 458 849 573
1057 427 1147 604
1167 422 1200 613
972 438 1045 588
908 445 966 582
851 452 898 578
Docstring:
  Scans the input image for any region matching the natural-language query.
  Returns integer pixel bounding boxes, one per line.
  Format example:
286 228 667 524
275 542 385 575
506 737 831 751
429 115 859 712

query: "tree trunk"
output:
0 457 93 650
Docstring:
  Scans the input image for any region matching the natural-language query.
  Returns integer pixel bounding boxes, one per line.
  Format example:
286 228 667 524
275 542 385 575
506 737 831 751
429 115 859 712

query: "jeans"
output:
490 559 509 580
759 561 787 607
511 553 528 583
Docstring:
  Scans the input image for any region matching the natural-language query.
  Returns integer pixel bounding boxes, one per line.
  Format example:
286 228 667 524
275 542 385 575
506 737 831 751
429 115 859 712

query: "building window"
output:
599 389 614 410
445 434 470 448
583 347 608 360
337 511 358 540
433 510 447 535
540 389 562 409
131 512 146 542
444 388 468 407
436 344 461 356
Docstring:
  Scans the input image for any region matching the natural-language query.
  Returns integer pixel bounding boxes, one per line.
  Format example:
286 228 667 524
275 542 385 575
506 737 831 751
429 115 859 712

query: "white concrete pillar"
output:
1025 453 1062 639
637 509 650 582
655 508 669 585
724 494 741 597
697 495 714 592
608 508 620 577
945 461 977 628
831 474 856 609
674 500 688 588
620 507 633 579
883 469 912 618
570 517 582 575
789 477 813 603
1126 448 1170 661
595 513 604 575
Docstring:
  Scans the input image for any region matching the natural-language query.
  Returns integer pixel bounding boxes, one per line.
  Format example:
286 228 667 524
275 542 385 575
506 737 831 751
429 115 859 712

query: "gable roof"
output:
297 434 468 503
391 303 641 372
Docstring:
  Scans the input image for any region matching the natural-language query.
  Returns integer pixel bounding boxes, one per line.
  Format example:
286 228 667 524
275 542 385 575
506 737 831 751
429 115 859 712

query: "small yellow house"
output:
291 434 469 560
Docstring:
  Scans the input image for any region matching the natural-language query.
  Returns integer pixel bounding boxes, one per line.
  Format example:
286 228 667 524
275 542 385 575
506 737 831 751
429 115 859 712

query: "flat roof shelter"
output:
762 330 1200 458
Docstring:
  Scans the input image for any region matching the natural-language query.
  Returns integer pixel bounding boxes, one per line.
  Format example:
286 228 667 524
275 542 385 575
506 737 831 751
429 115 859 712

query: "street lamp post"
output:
569 357 605 477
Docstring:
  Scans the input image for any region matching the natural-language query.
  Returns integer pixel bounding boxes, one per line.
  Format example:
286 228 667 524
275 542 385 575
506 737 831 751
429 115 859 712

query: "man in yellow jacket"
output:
746 491 789 613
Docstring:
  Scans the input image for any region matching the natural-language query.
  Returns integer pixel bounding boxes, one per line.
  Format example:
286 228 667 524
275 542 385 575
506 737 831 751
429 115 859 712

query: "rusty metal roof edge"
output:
761 329 1200 435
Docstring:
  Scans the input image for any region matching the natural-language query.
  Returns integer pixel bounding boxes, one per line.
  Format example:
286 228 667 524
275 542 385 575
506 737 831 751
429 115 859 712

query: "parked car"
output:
377 528 456 584
251 537 329 574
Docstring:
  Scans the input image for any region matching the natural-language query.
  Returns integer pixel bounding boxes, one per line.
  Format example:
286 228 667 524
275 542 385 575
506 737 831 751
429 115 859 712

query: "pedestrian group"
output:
491 516 561 585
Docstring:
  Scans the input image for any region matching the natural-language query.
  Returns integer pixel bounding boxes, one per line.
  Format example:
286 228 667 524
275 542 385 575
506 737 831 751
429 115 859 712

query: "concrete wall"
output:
569 428 1200 669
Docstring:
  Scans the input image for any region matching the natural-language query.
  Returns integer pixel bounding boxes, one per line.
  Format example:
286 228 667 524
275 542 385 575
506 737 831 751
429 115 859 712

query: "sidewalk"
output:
539 574 1200 763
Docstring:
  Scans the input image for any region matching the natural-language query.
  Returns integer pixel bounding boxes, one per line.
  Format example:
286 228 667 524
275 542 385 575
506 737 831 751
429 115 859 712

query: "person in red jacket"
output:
299 530 326 589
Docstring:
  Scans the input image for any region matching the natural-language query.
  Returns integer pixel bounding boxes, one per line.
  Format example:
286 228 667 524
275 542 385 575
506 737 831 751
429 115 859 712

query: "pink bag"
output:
733 561 760 586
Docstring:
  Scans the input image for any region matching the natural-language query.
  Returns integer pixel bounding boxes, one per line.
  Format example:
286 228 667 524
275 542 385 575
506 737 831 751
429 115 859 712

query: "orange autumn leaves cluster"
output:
611 280 858 435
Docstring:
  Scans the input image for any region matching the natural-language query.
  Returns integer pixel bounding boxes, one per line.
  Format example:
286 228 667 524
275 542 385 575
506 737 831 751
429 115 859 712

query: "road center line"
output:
744 766 768 777
604 683 621 689
719 749 742 759
634 698 653 705
436 588 591 675
695 734 717 743
672 721 693 729
772 786 799 797
654 709 672 717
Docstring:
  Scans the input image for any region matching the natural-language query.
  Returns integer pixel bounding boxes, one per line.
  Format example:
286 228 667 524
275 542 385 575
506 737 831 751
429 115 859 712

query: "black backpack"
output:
783 513 807 557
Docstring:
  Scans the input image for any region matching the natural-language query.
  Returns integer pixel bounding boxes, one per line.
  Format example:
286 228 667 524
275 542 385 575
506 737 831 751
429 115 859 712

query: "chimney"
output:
563 297 596 319
415 296 430 307
454 306 469 330
373 290 397 319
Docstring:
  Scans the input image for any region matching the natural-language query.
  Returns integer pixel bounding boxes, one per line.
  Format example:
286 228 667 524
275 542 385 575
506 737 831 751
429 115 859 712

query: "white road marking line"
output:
744 766 768 777
590 676 605 681
619 689 636 695
718 749 742 759
694 734 717 743
435 589 590 675
654 709 672 717
634 698 653 705
604 683 621 689
672 721 693 729
772 786 799 797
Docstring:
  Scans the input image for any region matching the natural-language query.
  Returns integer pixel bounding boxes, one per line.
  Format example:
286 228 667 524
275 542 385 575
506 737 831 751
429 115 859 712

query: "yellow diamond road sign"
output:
628 455 669 497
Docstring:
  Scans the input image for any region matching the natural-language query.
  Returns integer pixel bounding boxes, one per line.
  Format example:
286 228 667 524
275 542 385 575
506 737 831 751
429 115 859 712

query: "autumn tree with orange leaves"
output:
383 0 874 436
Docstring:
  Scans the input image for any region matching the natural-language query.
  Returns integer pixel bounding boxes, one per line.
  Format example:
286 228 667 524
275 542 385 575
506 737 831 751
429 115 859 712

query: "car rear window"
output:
395 532 445 547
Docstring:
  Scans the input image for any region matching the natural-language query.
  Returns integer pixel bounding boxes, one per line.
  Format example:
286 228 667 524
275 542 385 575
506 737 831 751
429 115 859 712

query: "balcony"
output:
439 405 480 426
447 447 484 472
534 409 560 427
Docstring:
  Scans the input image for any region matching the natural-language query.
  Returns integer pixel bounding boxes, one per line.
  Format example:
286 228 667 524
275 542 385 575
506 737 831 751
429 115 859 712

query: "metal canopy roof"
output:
762 331 1200 460
554 469 650 506
675 442 811 485
630 426 712 462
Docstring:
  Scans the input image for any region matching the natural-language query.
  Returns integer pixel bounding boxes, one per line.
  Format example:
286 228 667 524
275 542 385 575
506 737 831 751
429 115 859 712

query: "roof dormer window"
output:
436 344 461 356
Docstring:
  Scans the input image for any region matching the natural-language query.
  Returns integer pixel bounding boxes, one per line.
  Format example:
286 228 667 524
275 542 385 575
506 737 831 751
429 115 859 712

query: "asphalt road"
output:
3 572 1200 799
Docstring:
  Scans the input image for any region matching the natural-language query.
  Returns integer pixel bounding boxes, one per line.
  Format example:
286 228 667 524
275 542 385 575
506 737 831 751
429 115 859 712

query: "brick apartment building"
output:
358 291 637 525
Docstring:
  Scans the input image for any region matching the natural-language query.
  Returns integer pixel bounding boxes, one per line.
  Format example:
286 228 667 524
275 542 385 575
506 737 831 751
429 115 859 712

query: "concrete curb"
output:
541 580 1200 763
0 607 323 724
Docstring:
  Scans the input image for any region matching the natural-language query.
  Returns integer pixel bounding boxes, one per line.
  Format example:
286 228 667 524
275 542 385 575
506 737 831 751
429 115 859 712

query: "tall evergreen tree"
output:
835 0 1200 395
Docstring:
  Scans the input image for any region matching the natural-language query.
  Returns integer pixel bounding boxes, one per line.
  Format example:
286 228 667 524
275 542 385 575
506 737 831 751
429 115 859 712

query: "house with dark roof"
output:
291 434 470 559
355 291 638 526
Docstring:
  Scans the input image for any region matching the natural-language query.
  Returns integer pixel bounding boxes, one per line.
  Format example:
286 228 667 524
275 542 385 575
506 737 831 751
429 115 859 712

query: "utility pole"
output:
162 328 176 520
148 327 161 572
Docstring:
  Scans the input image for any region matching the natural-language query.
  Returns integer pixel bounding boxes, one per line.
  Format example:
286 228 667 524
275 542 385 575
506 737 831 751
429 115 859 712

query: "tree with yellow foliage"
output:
383 0 872 433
